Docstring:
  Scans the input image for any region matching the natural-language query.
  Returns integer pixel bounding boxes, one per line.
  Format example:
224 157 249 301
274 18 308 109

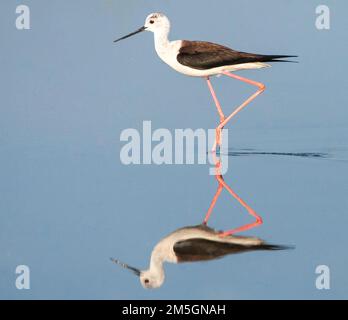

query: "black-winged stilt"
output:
111 224 291 289
114 13 297 235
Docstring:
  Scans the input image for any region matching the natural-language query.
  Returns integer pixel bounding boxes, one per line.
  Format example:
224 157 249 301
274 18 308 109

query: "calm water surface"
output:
1 1 347 299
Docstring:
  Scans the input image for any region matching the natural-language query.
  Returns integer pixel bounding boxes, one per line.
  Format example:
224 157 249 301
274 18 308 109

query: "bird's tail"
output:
256 243 295 251
262 55 298 63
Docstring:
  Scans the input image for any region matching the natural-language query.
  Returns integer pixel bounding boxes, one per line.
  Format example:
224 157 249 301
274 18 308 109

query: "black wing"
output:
177 40 297 70
173 238 290 263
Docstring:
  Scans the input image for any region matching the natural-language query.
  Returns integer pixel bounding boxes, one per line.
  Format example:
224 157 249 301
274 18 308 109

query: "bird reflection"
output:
111 144 293 289
111 224 290 289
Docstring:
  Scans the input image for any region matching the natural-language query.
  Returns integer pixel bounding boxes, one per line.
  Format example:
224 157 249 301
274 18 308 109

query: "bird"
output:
114 13 297 235
111 224 292 289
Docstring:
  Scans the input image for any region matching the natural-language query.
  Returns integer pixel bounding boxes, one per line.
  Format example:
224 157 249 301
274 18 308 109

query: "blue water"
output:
1 0 347 299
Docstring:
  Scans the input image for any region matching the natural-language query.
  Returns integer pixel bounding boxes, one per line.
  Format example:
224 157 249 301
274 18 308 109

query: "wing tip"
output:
269 55 299 63
260 244 295 251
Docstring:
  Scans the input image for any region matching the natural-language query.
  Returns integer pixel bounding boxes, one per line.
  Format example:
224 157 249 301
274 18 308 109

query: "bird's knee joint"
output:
215 175 223 183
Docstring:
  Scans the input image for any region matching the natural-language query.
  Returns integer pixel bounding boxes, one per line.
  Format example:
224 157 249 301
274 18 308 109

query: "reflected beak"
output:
114 26 147 43
110 258 141 277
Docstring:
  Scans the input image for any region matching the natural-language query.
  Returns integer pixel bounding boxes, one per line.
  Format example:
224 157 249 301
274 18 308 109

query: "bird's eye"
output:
150 20 155 24
144 279 150 284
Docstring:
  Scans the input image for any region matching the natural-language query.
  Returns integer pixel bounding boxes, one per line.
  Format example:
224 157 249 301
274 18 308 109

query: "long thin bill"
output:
114 26 146 43
110 258 141 276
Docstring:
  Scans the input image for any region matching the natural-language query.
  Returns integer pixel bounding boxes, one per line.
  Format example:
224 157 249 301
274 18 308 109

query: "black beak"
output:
114 26 147 43
110 258 141 277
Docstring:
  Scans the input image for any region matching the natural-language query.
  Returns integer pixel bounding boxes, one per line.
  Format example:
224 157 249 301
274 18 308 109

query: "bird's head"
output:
144 13 170 33
140 269 165 289
114 12 170 43
110 258 165 289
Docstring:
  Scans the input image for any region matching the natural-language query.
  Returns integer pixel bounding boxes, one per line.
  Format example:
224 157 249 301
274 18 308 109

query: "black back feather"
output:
177 40 297 70
173 238 293 263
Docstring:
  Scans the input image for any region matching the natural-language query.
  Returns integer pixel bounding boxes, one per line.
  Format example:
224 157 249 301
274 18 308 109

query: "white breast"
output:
155 40 189 74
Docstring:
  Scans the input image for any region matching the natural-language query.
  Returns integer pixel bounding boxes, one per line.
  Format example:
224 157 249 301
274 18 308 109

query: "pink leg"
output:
203 159 263 234
217 71 266 136
203 163 223 224
203 78 225 224
206 77 225 150
206 77 225 123
216 174 263 237
203 73 265 234
219 73 265 235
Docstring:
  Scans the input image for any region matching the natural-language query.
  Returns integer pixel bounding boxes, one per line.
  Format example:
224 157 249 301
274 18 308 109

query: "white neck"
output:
154 28 170 52
149 251 164 274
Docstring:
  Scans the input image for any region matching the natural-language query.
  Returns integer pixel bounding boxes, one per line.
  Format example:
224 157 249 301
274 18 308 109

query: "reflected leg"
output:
216 173 263 237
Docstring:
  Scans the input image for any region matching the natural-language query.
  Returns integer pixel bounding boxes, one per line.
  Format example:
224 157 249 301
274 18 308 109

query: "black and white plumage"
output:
114 13 297 77
173 226 286 263
111 224 292 289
